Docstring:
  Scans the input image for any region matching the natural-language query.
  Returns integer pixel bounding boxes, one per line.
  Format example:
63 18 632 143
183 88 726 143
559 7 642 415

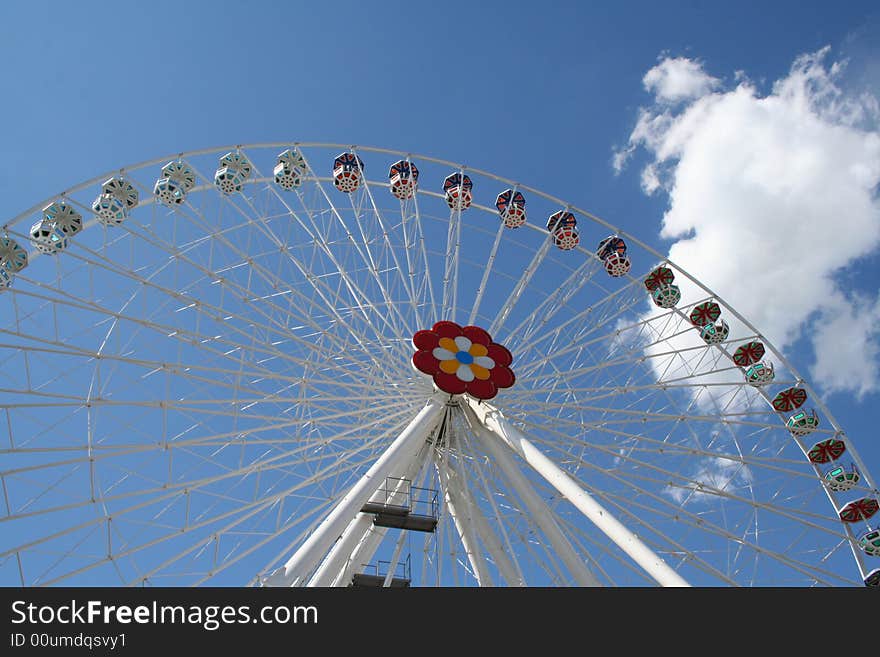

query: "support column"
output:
465 397 689 588
382 530 409 587
309 442 432 586
334 523 387 587
267 396 446 586
462 402 602 586
306 515 374 587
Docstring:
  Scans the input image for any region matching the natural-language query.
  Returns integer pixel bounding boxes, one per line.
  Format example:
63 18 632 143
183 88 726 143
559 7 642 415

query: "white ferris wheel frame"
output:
1 142 876 587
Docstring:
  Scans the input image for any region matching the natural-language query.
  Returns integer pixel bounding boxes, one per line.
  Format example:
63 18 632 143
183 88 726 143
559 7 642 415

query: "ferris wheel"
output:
0 143 877 588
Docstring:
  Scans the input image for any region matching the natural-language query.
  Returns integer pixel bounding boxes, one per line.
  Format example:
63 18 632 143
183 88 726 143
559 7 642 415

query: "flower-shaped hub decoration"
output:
412 321 515 400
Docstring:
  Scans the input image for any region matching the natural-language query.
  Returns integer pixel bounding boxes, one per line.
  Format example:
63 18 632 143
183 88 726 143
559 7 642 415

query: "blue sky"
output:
1 1 878 585
0 1 871 198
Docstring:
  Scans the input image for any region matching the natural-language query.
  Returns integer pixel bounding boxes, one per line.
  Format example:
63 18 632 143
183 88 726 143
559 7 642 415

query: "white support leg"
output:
465 397 689 588
267 396 446 586
308 442 432 586
382 530 409 587
462 403 602 586
306 515 374 587
346 458 441 587
436 452 494 586
333 524 387 587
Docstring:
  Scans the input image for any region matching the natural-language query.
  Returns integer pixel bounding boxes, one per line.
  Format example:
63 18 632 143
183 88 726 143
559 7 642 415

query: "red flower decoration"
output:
412 321 515 400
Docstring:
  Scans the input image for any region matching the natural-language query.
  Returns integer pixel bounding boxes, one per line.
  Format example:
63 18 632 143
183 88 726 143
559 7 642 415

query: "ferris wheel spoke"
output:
550 518 638 585
510 406 826 469
496 410 650 585
8 260 323 379
249 169 419 359
465 219 505 328
172 183 407 374
441 190 464 322
4 267 386 400
2 447 320 539
505 483 643 584
470 411 658 585
455 435 528 586
399 464 438 588
504 379 795 404
504 256 603 350
3 459 358 573
505 396 782 428
508 275 646 365
427 433 452 585
237 192 403 344
515 336 745 387
532 478 655 585
396 194 427 329
2 403 416 532
517 418 857 583
496 509 569 585
524 430 748 581
281 154 414 353
143 494 339 587
559 486 741 585
3 412 413 585
538 429 844 534
37 479 317 586
680 370 768 527
41 207 313 353
523 448 832 585
291 154 381 270
514 416 831 482
593 481 851 585
0 343 398 418
489 239 553 338
133 177 399 378
349 149 422 328
234 178 412 366
1 436 363 496
404 181 438 325
470 452 526 586
512 294 670 381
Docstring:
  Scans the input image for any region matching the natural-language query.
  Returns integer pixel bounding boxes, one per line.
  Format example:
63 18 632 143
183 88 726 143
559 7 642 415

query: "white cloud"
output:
617 47 880 400
809 291 880 397
642 56 721 103
665 455 753 505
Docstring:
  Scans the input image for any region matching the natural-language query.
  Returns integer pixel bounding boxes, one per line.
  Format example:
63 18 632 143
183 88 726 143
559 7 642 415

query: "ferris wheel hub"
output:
412 321 515 400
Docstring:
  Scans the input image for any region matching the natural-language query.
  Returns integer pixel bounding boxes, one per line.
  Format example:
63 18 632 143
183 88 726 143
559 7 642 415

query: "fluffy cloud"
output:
810 292 880 396
642 56 720 103
664 455 753 505
616 47 880 400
